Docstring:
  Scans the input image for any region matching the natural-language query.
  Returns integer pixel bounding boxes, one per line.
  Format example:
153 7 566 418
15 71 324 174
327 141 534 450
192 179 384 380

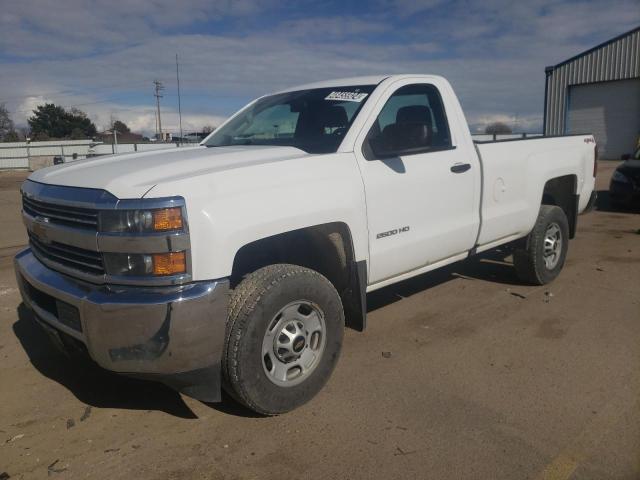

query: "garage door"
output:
567 79 640 159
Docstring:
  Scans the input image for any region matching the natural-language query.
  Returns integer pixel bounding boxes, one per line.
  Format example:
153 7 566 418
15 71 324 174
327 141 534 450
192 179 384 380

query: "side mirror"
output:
369 134 398 159
621 154 631 160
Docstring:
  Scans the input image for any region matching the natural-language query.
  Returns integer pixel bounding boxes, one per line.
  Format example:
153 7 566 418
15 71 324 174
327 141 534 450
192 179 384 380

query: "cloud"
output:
12 94 227 136
1 0 639 137
0 0 276 58
379 0 445 16
83 102 228 135
277 16 390 40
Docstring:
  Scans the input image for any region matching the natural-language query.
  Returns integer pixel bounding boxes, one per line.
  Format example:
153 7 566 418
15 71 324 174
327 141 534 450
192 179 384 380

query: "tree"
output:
18 127 30 139
485 122 513 135
70 128 87 140
3 130 20 142
0 103 15 141
202 125 215 134
69 107 87 119
29 104 66 138
28 103 97 139
32 131 50 141
112 120 130 133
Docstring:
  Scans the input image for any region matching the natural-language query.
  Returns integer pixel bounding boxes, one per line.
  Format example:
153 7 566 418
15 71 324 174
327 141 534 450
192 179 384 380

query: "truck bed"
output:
474 134 596 251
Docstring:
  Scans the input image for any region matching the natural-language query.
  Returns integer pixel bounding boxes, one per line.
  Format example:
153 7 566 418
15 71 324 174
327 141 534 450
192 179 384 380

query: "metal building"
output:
544 26 640 159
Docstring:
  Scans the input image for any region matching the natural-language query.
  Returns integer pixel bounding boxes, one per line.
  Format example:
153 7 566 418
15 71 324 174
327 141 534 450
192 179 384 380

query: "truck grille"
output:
22 195 99 230
29 233 105 275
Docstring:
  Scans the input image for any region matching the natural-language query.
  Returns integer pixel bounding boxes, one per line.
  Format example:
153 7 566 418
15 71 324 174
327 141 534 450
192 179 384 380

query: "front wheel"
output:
513 205 570 285
222 264 344 415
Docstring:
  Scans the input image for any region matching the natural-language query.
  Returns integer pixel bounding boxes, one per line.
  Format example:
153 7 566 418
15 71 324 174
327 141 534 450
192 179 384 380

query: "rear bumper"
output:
14 248 229 402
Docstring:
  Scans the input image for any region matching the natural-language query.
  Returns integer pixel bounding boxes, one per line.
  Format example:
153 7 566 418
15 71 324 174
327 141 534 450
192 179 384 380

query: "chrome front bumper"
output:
14 248 229 402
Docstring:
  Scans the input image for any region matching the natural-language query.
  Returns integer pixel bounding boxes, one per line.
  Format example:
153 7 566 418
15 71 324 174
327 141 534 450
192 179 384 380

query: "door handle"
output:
450 163 471 173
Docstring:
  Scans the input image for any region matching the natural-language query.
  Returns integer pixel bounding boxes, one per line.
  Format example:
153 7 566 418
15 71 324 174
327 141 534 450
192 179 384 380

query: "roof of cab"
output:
283 75 389 91
277 74 443 94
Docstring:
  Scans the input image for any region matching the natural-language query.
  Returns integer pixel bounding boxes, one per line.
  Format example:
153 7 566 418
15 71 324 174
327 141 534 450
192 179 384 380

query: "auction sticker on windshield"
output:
325 91 368 102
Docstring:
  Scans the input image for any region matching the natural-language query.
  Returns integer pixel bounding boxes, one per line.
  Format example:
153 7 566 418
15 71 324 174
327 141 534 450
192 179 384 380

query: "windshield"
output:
204 85 375 154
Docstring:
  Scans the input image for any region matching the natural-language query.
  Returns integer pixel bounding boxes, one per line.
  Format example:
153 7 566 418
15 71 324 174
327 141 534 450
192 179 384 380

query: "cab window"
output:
366 84 452 158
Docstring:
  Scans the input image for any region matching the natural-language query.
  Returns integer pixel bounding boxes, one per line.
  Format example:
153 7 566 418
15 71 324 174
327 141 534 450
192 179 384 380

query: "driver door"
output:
355 81 480 285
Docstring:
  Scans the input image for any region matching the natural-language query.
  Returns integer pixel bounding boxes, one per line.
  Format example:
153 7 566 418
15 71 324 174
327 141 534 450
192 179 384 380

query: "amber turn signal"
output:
153 207 183 231
153 252 186 276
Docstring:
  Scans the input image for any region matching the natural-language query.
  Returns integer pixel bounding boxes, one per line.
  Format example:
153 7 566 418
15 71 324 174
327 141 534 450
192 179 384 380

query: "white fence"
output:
0 140 182 169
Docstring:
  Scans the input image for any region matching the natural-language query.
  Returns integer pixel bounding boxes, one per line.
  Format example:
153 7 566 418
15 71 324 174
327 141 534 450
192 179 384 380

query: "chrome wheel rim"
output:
543 222 562 270
262 300 326 387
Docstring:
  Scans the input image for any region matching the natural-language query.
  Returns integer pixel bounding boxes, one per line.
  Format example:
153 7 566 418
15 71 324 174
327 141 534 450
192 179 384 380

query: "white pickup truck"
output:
15 75 597 415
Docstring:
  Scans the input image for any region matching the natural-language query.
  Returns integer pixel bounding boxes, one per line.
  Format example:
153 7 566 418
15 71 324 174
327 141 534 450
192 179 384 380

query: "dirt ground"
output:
0 162 638 480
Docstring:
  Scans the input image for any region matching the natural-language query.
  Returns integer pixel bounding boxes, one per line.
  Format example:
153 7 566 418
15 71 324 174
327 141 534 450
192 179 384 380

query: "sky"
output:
1 0 639 136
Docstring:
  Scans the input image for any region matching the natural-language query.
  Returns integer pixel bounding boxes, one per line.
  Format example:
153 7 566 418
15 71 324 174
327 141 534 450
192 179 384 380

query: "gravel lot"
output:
0 162 638 480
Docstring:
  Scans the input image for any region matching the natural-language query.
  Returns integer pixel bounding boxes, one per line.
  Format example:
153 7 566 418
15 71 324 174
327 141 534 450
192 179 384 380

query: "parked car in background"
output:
610 147 640 209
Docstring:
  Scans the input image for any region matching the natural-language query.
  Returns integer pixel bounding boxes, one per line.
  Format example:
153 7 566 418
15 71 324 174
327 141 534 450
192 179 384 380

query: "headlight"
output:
611 170 630 184
104 251 187 276
99 207 183 233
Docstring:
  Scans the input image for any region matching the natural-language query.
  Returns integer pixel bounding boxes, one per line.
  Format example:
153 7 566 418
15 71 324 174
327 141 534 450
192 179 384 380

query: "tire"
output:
222 264 344 415
513 205 569 285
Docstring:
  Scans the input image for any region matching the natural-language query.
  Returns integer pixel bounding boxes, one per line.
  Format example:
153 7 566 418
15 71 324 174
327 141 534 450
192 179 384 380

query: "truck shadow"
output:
13 304 199 419
595 190 615 212
367 248 520 313
595 190 640 213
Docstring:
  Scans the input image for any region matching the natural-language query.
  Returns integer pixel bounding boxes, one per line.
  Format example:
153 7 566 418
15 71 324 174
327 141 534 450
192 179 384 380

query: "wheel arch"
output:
230 222 367 331
541 174 578 238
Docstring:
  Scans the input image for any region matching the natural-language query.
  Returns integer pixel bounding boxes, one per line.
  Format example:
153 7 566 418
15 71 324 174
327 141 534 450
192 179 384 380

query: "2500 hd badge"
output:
376 226 410 239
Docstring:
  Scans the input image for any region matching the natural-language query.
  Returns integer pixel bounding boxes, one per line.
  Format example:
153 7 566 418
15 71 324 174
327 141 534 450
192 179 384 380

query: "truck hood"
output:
28 145 309 198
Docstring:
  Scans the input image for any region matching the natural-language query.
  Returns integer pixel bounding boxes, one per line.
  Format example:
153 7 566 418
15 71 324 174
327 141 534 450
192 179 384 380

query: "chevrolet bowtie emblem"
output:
32 216 51 244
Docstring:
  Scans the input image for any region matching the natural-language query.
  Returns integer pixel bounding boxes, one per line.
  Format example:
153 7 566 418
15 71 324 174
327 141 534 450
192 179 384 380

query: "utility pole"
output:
176 54 183 146
153 80 164 141
109 113 118 153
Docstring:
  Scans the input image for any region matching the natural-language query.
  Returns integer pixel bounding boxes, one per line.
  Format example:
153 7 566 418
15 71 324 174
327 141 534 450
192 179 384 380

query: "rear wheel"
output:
513 205 569 285
223 264 344 415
